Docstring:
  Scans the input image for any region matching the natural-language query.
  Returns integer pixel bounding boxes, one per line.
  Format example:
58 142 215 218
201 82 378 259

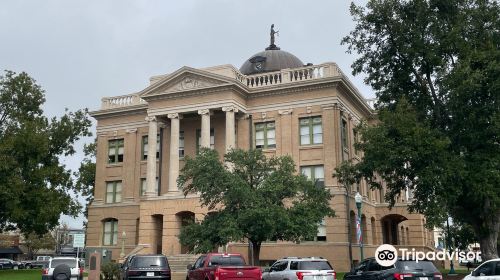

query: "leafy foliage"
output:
178 148 334 264
74 139 96 223
0 70 92 234
100 262 120 280
339 0 500 259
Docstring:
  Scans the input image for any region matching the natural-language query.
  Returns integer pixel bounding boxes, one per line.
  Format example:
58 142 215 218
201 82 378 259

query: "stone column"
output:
222 106 238 152
168 113 181 192
198 109 211 148
145 116 158 196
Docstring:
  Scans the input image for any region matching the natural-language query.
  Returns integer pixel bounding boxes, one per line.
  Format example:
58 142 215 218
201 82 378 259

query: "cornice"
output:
90 104 147 119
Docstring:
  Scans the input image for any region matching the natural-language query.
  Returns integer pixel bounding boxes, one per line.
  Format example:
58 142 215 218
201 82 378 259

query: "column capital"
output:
222 106 239 113
167 113 182 119
198 109 211 115
145 116 157 122
278 109 293 115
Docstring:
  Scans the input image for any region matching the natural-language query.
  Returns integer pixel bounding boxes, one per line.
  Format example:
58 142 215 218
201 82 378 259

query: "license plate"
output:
420 277 428 280
147 272 155 276
71 277 77 280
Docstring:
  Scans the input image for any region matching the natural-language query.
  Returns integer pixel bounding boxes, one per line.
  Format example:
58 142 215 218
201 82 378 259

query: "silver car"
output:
263 257 336 280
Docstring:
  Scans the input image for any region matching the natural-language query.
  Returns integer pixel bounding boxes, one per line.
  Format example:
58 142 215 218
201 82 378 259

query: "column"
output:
145 116 157 196
222 106 238 152
168 113 181 192
198 109 211 148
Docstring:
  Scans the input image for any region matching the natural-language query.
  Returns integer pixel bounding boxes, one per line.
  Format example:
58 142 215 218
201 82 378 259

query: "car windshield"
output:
294 261 332 270
397 261 438 272
51 259 77 268
132 256 167 267
209 256 245 266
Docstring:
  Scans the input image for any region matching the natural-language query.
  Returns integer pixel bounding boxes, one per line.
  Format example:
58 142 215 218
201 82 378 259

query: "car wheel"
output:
27 264 32 269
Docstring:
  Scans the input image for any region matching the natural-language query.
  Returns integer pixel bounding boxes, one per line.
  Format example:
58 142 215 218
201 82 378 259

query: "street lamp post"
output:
446 218 456 275
355 192 364 262
120 231 126 259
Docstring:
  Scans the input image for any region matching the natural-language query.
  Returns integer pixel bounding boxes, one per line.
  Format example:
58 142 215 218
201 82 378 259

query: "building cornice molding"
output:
90 105 147 119
96 120 148 134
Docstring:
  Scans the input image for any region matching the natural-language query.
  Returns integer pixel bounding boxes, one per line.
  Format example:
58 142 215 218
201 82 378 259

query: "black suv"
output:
121 254 171 280
344 258 442 280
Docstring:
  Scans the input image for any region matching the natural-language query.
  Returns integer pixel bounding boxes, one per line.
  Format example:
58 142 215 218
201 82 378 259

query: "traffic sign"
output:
73 233 85 248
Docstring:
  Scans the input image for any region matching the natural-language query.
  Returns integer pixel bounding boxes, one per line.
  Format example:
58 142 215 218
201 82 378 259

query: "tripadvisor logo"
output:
374 244 482 266
375 244 398 267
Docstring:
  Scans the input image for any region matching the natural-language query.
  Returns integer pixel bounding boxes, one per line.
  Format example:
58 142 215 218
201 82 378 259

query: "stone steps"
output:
167 254 199 272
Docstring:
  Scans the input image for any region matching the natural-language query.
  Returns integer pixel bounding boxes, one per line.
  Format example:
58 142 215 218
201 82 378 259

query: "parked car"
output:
121 254 170 280
22 255 52 269
0 258 23 269
463 258 500 280
262 257 335 280
187 253 262 280
344 258 442 280
41 257 83 280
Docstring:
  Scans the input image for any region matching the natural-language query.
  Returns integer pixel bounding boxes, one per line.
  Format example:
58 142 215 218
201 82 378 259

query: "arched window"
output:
406 227 410 246
102 218 118 246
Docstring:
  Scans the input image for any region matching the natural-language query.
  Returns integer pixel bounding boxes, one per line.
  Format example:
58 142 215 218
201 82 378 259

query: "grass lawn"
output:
0 269 42 280
0 269 88 280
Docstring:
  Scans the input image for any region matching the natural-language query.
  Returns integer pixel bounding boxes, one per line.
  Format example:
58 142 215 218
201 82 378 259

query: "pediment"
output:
139 67 234 97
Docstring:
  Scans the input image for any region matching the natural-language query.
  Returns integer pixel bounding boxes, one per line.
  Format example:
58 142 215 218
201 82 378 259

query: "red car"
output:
187 253 262 280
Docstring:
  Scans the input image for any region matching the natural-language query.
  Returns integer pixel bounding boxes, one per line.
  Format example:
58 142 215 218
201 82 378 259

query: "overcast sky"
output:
0 0 372 228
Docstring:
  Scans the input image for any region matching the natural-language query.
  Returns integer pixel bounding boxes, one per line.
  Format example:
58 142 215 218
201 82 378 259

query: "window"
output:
255 122 276 149
108 139 124 163
142 134 160 160
353 129 360 156
300 117 322 145
179 131 185 157
341 119 349 161
105 181 122 203
317 218 327 241
196 128 214 153
301 165 325 187
103 219 118 246
140 178 159 196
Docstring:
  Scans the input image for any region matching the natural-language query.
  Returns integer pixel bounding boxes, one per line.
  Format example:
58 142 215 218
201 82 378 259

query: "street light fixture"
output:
120 231 127 259
355 192 364 262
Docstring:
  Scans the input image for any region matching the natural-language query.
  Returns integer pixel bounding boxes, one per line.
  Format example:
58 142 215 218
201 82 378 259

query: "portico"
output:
142 105 242 196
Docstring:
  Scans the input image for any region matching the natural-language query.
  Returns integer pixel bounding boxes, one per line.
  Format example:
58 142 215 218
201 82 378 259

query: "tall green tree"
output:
178 148 335 265
0 70 92 235
339 0 500 259
74 139 96 224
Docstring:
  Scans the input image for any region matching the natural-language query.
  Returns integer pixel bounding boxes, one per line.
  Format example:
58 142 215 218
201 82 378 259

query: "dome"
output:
240 49 305 75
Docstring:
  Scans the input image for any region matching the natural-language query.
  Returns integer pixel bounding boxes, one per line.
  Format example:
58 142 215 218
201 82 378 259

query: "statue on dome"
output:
270 24 279 47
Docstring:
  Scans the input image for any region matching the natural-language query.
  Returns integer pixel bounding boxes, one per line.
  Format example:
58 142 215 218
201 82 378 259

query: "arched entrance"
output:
380 214 408 245
176 211 195 254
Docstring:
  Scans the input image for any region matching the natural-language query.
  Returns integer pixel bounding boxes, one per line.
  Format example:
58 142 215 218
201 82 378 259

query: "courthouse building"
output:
87 34 434 271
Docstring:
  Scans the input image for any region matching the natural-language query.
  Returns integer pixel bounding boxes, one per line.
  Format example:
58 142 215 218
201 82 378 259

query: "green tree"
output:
339 0 500 259
74 139 97 224
441 222 477 251
178 148 335 265
0 70 92 234
23 232 56 260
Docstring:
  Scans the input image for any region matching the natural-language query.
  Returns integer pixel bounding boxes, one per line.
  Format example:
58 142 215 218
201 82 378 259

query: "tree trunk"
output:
479 231 499 261
473 213 500 261
251 241 261 266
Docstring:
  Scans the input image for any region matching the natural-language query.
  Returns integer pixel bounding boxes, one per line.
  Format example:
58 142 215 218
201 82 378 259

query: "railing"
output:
235 62 342 89
99 63 345 110
101 94 146 109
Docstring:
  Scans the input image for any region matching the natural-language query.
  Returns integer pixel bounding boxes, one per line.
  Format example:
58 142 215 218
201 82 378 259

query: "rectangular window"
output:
103 220 118 246
196 128 215 153
108 139 124 163
353 129 360 156
317 218 327 241
341 119 349 149
140 178 159 196
179 131 185 158
300 117 322 145
142 134 160 161
301 165 325 188
105 181 122 203
255 122 276 149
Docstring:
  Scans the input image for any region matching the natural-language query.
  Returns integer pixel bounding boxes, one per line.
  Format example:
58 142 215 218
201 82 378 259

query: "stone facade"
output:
87 62 434 272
